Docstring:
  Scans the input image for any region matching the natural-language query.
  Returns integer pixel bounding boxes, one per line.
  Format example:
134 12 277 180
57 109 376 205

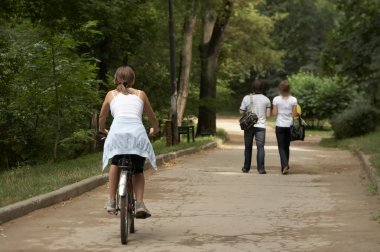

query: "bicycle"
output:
115 155 136 245
99 130 154 245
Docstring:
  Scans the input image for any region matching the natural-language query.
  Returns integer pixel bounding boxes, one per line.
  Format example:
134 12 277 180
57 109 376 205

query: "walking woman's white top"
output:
273 95 297 127
102 91 157 171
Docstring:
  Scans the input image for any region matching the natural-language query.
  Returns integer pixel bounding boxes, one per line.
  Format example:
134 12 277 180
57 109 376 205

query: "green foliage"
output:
289 72 355 126
215 128 229 142
260 0 336 74
370 155 380 176
220 1 284 111
184 85 200 117
0 22 99 168
0 1 176 169
368 183 378 196
222 1 283 80
331 100 379 139
321 0 380 108
59 130 95 159
2 0 352 170
216 79 234 112
376 211 380 224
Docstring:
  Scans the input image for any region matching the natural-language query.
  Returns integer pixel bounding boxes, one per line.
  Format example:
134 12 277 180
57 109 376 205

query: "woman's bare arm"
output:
266 107 271 118
141 91 159 136
272 105 278 116
98 91 113 133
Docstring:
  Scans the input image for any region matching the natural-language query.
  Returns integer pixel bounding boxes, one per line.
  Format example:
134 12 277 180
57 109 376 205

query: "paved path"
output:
1 118 380 252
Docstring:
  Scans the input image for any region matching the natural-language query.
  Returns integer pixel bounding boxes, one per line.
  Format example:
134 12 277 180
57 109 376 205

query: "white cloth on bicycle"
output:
102 116 157 171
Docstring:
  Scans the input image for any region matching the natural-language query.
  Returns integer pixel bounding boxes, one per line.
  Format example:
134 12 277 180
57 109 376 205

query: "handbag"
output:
290 116 305 141
239 94 258 130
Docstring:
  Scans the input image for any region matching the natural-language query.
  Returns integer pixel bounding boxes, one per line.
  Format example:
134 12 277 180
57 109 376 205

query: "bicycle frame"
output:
118 156 135 197
118 170 128 196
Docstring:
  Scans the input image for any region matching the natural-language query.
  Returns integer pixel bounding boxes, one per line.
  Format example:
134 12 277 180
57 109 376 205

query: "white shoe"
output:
105 198 116 213
135 202 151 219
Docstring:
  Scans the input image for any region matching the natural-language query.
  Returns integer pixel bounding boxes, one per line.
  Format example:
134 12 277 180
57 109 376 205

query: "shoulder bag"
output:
290 116 306 141
239 94 258 130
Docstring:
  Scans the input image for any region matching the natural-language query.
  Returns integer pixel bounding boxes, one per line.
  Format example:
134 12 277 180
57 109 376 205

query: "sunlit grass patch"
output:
0 153 102 207
306 129 333 137
368 183 378 196
370 155 380 176
320 130 380 175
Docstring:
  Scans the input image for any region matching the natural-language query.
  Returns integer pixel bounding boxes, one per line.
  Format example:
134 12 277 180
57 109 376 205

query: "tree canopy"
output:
1 0 379 168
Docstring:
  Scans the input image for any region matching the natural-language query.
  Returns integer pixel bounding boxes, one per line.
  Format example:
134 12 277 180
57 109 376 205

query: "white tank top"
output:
110 90 144 120
273 95 298 127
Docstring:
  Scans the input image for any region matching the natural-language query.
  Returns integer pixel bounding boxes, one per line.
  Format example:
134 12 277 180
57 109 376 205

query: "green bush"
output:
289 73 356 126
216 128 229 141
59 130 95 159
0 23 99 169
331 101 379 139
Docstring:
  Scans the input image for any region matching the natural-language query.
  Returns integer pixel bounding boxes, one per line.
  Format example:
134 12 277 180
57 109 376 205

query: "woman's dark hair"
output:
279 80 291 96
252 79 264 94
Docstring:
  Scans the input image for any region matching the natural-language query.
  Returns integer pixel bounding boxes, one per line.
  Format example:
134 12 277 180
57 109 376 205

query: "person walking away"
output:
272 80 298 175
99 66 159 218
240 80 271 174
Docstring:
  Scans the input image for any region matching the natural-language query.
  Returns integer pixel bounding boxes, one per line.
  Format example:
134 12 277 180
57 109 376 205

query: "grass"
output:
375 211 380 224
0 135 222 208
320 130 380 175
0 153 102 208
320 130 380 153
368 183 379 196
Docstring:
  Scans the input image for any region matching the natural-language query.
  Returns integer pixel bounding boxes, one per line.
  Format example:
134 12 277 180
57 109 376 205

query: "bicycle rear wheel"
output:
120 195 129 244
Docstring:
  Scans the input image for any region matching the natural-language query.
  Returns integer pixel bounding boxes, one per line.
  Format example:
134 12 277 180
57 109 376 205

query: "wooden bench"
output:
178 126 195 143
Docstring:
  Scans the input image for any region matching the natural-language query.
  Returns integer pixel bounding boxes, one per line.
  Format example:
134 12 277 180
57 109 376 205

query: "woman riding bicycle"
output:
99 66 158 218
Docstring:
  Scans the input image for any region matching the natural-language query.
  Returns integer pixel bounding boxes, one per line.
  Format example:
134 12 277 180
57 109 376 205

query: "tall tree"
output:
260 0 335 74
177 0 199 125
219 1 283 108
197 0 233 135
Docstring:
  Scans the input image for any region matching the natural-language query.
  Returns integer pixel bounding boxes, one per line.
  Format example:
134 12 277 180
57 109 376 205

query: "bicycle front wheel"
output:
120 195 129 244
129 193 135 233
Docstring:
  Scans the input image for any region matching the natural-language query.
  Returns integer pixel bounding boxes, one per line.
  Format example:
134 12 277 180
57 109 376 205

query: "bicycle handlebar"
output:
98 131 108 141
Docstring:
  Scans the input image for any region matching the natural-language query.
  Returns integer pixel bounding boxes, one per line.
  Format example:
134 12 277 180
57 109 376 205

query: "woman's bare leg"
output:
109 165 119 199
133 173 145 203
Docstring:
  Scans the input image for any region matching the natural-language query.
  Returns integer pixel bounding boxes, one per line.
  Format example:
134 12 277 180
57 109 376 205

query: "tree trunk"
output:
168 0 178 145
51 41 61 160
196 0 233 135
177 0 198 126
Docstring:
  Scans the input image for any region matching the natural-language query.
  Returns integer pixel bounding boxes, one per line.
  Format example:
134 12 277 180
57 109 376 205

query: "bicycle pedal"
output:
135 211 151 219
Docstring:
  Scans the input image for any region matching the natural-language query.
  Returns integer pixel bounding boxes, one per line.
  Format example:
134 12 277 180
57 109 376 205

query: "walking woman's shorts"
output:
111 154 146 174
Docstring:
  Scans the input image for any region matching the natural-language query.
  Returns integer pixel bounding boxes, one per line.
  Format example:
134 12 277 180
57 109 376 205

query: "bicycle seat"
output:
117 155 135 171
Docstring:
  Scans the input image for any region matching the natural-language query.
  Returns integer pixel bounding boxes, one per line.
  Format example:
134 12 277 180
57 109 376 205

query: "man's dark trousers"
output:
243 126 266 172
